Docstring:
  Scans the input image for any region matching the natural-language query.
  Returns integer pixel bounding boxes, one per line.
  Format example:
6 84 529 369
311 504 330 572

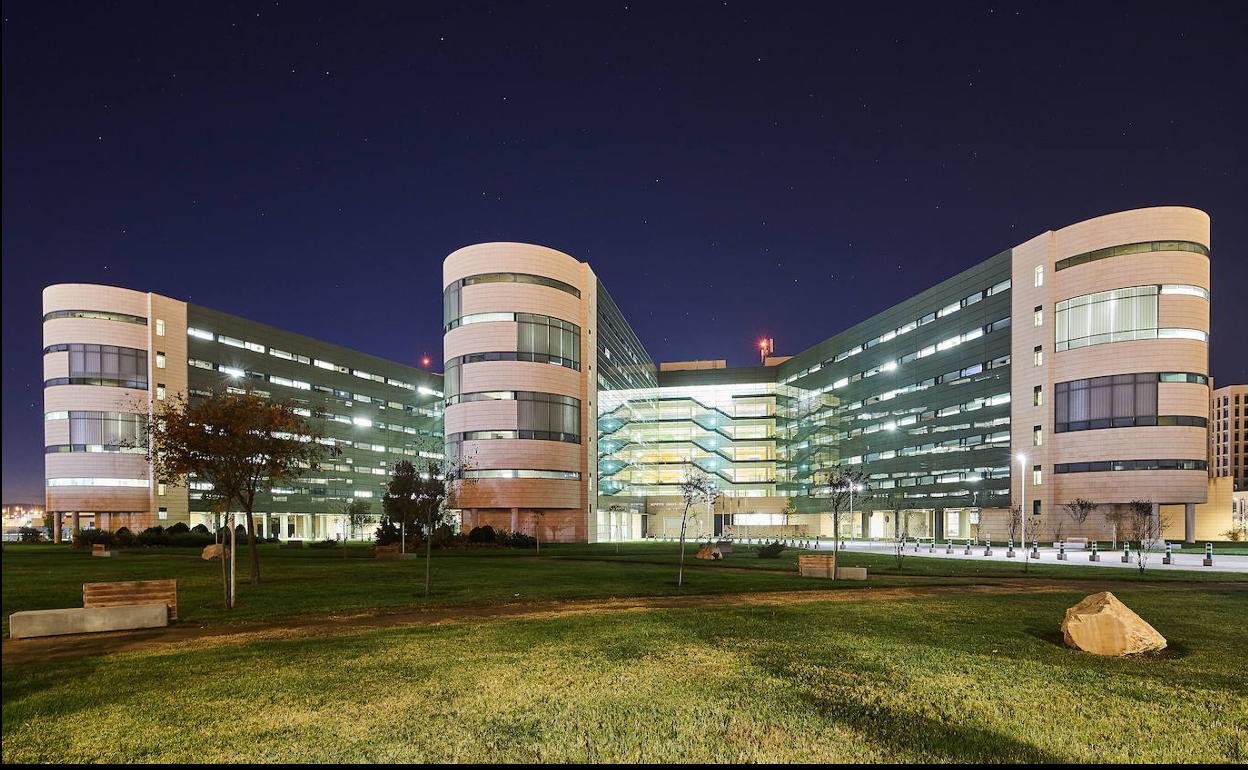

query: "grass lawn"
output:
5 541 1241 635
3 584 1245 762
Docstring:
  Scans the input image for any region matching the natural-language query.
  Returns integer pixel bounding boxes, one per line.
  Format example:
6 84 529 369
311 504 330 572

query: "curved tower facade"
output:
442 243 599 542
1011 206 1212 538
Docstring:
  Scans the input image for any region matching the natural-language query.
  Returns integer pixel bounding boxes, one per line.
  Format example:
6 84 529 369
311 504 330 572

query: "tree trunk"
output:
424 510 433 597
220 514 229 608
228 516 237 609
677 503 690 587
245 509 261 585
832 511 840 580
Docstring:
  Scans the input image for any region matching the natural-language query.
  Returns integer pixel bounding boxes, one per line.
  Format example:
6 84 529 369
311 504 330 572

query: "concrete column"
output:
1184 503 1196 544
934 509 944 539
52 512 62 543
861 510 870 538
72 512 81 538
510 507 519 531
280 513 289 540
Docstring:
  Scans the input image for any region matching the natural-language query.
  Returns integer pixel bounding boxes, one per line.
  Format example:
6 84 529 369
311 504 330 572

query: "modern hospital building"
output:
43 206 1238 544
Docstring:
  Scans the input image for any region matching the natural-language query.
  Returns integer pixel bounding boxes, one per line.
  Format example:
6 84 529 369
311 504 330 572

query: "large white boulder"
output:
1061 591 1167 656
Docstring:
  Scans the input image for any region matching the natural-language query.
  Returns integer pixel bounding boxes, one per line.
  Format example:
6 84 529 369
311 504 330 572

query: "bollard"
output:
1122 543 1131 564
913 539 919 553
1203 542 1214 567
928 539 935 553
1007 538 1015 558
964 539 971 555
1057 540 1067 561
946 540 953 554
1089 541 1100 562
1163 541 1173 565
1031 540 1040 560
984 538 993 557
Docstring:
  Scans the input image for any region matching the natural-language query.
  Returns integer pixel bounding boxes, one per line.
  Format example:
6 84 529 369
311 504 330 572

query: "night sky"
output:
4 1 1246 502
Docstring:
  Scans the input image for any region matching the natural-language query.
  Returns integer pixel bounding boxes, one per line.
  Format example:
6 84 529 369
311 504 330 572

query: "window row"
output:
1055 415 1207 433
781 277 1011 384
462 469 582 480
456 272 581 297
1055 240 1209 272
186 327 439 396
447 351 581 371
45 444 146 454
44 309 147 325
446 390 580 407
1054 459 1207 473
446 429 581 444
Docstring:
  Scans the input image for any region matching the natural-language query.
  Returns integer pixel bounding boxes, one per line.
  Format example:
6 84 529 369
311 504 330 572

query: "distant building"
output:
1211 384 1247 492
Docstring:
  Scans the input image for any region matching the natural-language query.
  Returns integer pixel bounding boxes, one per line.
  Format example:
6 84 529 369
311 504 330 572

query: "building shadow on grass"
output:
749 655 1063 763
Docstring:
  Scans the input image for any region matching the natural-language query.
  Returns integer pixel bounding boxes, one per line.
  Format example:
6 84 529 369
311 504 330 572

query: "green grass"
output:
3 585 1245 762
4 541 1242 635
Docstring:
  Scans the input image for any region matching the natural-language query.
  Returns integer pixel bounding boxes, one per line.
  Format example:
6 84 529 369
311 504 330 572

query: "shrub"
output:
309 538 340 549
495 529 537 549
758 541 786 559
113 527 136 548
168 532 215 548
137 526 170 547
374 520 402 546
72 528 113 549
190 523 210 535
167 522 190 535
468 525 497 543
18 526 46 543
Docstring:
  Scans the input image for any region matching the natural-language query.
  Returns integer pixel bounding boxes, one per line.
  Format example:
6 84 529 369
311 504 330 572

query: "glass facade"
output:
181 304 444 521
594 279 658 504
775 250 1014 516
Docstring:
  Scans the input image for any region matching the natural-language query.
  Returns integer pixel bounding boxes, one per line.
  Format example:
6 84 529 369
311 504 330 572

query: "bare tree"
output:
1103 506 1128 550
1125 499 1167 574
335 498 373 559
1006 504 1023 546
1063 498 1097 539
140 389 334 603
886 495 909 571
677 469 720 587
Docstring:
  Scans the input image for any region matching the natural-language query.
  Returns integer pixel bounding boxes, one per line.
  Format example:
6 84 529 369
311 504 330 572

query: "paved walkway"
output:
798 538 1248 573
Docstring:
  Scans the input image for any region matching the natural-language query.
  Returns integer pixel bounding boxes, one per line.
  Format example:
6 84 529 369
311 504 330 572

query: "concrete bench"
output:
84 579 178 620
374 544 402 560
282 540 304 549
9 605 168 639
91 543 117 557
798 554 837 578
1066 538 1088 550
836 567 868 581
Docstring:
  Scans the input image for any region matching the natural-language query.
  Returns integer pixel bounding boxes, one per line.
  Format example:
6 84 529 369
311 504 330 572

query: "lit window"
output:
158 507 168 520
156 384 167 400
1033 346 1043 366
155 319 166 337
156 352 166 369
1033 305 1043 327
1033 426 1043 446
1033 385 1042 407
187 327 213 341
157 483 167 496
1034 265 1044 287
1032 466 1042 486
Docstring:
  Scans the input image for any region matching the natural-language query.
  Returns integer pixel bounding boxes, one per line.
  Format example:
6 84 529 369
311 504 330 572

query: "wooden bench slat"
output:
84 579 178 620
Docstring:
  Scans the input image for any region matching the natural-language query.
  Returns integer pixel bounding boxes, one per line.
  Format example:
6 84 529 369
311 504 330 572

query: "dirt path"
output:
2 579 1143 666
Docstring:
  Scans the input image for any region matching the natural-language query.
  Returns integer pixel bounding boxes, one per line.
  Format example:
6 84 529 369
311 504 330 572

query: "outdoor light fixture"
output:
1016 453 1028 549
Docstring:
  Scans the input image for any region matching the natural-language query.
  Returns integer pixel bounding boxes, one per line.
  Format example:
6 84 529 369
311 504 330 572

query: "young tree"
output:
818 466 866 572
1103 506 1128 549
1126 499 1167 574
383 456 472 596
677 469 719 587
885 495 908 571
1006 504 1023 546
141 390 334 599
334 498 373 558
1064 498 1097 539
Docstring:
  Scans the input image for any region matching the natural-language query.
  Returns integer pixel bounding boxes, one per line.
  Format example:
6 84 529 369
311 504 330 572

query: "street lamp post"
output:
1017 453 1028 553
